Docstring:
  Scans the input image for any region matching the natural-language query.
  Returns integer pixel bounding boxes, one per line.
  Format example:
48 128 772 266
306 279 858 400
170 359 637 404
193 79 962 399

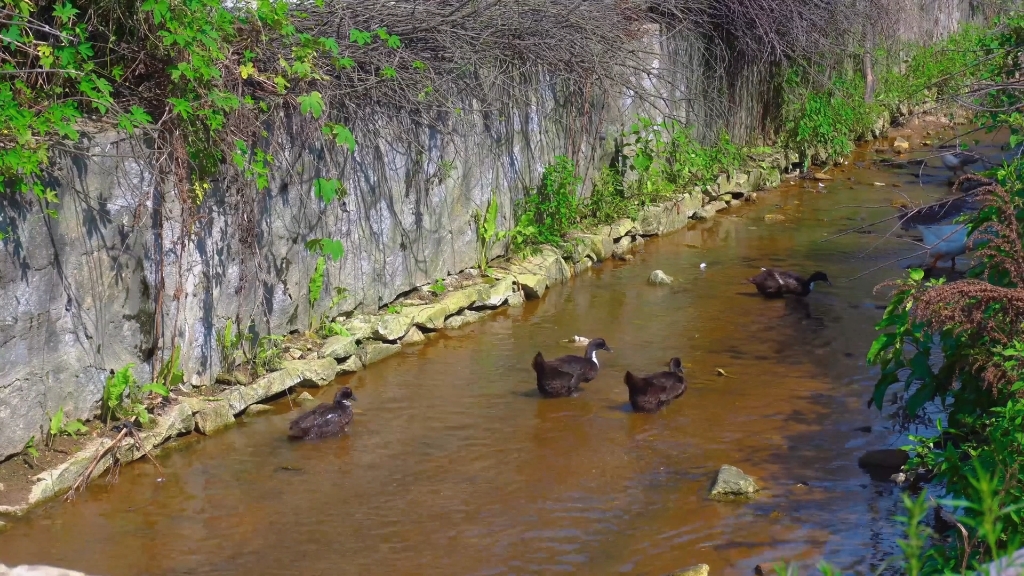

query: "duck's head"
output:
807 271 832 286
334 387 356 406
586 338 612 355
668 357 683 375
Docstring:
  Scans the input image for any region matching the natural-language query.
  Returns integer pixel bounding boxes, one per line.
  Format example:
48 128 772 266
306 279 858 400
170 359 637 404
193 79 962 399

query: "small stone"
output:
812 172 833 180
648 270 674 285
763 214 786 222
506 291 526 307
622 254 634 261
709 464 760 500
295 391 315 402
400 326 426 345
244 404 274 416
667 564 710 576
892 137 910 154
336 355 364 374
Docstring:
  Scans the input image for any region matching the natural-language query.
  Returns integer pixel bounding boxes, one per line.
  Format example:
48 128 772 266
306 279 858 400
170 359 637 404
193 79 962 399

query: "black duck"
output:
748 268 830 298
624 357 686 413
532 338 612 398
288 387 356 440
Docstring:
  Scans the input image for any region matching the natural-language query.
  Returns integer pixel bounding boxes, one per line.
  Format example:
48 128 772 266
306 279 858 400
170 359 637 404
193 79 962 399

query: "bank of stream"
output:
0 121 1012 575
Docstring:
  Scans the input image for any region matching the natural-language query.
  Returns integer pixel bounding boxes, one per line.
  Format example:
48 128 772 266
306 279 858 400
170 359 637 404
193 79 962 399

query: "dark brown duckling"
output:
288 387 355 440
747 268 831 298
532 338 612 398
624 357 687 413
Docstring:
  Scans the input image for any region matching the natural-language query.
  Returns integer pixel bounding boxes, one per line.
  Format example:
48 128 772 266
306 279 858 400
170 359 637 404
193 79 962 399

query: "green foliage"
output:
102 364 170 426
305 237 346 332
473 192 506 272
216 319 249 373
386 304 402 314
510 155 581 254
250 334 283 376
22 436 39 460
155 345 185 391
428 278 446 295
780 68 879 166
47 407 88 446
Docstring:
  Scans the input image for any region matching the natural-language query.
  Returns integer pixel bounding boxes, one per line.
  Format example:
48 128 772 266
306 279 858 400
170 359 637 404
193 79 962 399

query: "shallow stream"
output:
0 126 1011 575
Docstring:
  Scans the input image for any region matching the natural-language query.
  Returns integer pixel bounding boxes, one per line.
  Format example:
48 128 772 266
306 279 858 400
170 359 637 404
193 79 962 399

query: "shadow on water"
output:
0 130 1011 576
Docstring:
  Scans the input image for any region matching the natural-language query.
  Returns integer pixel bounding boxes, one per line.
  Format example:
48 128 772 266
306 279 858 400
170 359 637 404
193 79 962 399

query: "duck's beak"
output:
350 395 358 402
826 280 833 286
605 346 613 353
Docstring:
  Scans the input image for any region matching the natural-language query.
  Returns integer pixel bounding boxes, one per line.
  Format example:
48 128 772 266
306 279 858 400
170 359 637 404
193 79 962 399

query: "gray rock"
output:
373 314 412 341
321 335 358 359
444 310 486 330
506 291 526 307
358 342 402 366
473 275 515 308
401 304 448 330
572 234 614 261
244 404 274 416
342 315 375 340
648 270 674 285
438 286 488 316
193 401 235 435
982 548 1024 576
217 358 338 415
635 194 701 235
667 565 710 576
612 235 633 259
400 326 426 345
709 465 760 500
336 355 364 374
295 391 315 402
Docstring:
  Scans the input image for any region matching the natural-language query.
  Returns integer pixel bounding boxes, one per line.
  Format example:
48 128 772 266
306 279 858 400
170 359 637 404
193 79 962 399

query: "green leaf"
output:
867 332 898 364
314 178 345 205
909 268 924 282
103 364 136 416
322 123 356 151
906 381 937 415
872 370 900 410
49 407 65 437
308 255 326 309
349 28 372 46
297 91 324 118
141 382 170 397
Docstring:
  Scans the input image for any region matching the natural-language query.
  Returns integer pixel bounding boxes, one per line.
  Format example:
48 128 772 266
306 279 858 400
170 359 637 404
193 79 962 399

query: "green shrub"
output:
511 155 582 253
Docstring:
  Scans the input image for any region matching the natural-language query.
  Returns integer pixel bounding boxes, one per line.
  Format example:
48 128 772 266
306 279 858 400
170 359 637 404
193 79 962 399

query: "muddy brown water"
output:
0 129 1012 575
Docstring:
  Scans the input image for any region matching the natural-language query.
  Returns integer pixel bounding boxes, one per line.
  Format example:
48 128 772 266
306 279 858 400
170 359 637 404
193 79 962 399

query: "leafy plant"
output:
386 304 402 314
217 319 250 373
473 192 507 272
428 278 447 295
102 364 170 426
47 407 88 446
23 436 39 460
511 155 581 254
305 238 346 331
314 287 351 338
250 335 284 376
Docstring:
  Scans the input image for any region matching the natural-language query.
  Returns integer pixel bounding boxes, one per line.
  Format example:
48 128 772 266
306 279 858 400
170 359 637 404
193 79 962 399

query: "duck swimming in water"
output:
288 387 355 440
532 338 612 398
748 268 831 298
940 150 983 176
624 357 687 413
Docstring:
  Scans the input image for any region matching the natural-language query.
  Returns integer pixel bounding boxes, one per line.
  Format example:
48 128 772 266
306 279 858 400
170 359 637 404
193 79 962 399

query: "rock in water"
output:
892 137 910 154
857 448 909 475
667 564 710 576
295 391 315 402
709 464 760 500
648 270 674 285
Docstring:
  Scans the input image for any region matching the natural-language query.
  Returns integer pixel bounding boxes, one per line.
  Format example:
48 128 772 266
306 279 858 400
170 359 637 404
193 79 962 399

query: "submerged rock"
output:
857 448 909 475
295 391 315 402
892 137 910 154
648 270 674 285
709 465 760 500
506 291 526 307
400 326 426 345
667 565 709 576
244 404 274 416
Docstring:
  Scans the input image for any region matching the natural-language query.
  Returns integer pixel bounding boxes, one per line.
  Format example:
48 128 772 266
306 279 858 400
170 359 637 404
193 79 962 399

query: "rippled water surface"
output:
0 130 1010 575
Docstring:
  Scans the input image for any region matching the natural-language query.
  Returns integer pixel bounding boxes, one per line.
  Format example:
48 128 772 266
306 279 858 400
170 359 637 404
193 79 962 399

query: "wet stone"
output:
709 465 760 500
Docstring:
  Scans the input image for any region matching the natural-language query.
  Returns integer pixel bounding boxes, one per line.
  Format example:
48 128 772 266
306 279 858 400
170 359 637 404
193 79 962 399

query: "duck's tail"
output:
532 351 546 375
623 371 642 392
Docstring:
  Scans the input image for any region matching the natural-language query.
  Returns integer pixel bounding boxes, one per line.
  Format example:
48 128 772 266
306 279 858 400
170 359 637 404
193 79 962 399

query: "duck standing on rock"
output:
748 268 831 298
532 338 612 398
624 357 687 413
288 387 356 440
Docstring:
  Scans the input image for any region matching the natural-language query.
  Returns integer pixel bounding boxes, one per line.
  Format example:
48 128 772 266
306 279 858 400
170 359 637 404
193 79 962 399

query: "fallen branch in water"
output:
65 422 163 502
